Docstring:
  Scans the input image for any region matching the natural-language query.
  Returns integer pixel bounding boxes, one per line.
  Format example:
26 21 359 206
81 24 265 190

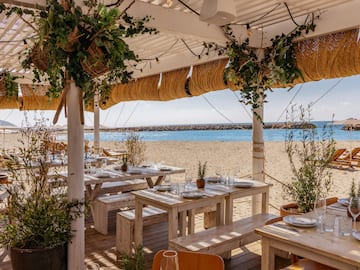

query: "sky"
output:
1 74 360 128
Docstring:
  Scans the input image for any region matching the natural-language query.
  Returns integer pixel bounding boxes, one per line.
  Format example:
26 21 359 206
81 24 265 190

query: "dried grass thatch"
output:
101 74 160 109
158 67 190 101
294 28 360 83
20 84 59 111
188 58 228 96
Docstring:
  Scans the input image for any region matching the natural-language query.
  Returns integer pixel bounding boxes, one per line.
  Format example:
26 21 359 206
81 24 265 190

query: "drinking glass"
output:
160 250 179 270
184 175 192 191
314 195 326 218
348 196 360 232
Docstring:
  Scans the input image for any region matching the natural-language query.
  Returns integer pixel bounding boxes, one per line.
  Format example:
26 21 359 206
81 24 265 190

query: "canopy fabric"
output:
4 28 360 111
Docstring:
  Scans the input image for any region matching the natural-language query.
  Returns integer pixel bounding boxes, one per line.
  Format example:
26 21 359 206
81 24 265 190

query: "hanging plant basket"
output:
80 41 109 77
30 44 49 72
58 26 80 53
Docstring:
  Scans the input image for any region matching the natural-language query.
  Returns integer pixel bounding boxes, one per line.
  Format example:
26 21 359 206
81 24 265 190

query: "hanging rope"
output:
201 94 234 123
309 78 343 107
122 102 140 127
114 103 125 127
275 84 303 123
232 91 253 121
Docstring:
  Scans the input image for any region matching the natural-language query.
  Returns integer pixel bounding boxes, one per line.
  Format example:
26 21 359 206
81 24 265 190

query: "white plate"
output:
283 215 318 228
181 191 204 199
337 198 350 206
154 185 172 192
127 169 142 175
160 167 172 171
352 231 360 240
232 181 254 188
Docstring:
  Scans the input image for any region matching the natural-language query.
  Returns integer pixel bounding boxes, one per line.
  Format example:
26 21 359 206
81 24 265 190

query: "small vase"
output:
160 250 179 270
196 178 205 189
121 164 128 172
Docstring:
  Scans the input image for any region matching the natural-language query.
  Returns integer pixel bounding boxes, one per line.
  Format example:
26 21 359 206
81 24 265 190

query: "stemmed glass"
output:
160 250 179 270
348 196 360 232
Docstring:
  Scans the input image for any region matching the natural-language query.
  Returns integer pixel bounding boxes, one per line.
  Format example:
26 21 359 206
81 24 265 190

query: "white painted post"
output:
252 90 265 215
67 80 85 270
93 90 100 155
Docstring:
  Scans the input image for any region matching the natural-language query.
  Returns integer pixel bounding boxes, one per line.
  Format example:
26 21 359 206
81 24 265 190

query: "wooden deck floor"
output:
0 203 290 269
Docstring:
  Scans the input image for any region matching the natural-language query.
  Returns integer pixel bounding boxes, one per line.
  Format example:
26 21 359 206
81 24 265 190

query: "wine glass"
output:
348 196 360 232
160 250 179 270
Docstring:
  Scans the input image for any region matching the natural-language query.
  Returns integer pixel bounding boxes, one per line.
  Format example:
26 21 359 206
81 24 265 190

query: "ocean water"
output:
81 121 360 142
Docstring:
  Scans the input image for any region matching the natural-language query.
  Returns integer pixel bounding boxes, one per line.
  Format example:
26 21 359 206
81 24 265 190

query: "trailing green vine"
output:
0 0 157 105
205 18 316 118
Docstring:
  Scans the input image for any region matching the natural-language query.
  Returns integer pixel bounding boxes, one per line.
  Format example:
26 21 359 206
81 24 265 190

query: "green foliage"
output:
120 245 145 270
283 105 335 213
198 161 207 180
205 18 315 118
124 132 146 166
0 71 19 98
1 0 157 105
0 119 85 249
349 179 360 198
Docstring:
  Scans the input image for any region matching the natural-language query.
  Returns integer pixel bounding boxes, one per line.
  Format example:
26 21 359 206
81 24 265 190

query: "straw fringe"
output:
189 58 228 96
101 74 160 109
158 68 189 101
294 28 360 84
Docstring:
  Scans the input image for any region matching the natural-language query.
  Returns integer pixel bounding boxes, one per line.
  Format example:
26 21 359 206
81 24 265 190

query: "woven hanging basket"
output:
58 26 79 52
30 44 49 72
80 41 109 77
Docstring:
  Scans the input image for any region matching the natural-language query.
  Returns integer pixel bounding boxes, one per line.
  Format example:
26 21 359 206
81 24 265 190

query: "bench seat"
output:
92 193 135 235
169 213 276 255
116 206 168 255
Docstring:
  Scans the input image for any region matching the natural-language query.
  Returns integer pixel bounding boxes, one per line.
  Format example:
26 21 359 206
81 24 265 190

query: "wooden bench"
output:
169 213 276 256
92 193 136 235
97 179 148 195
116 206 168 255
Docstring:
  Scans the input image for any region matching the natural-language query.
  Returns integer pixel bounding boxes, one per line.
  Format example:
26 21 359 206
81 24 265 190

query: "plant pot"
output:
80 41 109 77
196 178 205 189
121 164 128 172
30 44 49 72
280 203 303 217
10 243 67 270
0 174 9 184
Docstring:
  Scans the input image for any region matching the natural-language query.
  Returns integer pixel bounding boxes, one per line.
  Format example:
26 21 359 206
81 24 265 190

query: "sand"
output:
2 132 359 215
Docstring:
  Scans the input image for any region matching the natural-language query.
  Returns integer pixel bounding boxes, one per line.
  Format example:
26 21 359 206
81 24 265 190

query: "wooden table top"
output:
60 165 185 185
256 212 360 268
132 188 226 209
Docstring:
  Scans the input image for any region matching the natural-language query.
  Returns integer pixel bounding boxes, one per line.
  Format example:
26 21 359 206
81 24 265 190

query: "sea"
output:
81 121 360 142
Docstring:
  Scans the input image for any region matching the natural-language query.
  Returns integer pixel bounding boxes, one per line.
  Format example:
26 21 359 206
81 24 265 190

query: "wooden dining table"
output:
58 165 185 201
256 209 360 270
132 187 227 247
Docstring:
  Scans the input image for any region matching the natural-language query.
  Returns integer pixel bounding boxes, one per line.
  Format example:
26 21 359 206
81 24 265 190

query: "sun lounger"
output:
328 148 353 170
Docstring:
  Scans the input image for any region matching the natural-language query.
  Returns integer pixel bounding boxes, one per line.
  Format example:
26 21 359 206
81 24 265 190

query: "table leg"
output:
154 175 164 186
216 200 225 225
262 188 269 213
134 200 144 247
225 196 233 225
261 237 275 270
168 209 178 242
187 209 195 234
179 211 186 236
145 177 154 188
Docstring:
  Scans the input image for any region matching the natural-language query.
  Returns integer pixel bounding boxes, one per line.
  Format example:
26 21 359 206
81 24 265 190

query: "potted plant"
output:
120 245 145 270
121 154 128 172
1 0 157 107
124 132 146 166
196 161 207 189
0 120 84 270
282 105 335 215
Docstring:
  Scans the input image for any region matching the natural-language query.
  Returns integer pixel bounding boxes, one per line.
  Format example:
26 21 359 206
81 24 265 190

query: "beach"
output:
2 132 359 215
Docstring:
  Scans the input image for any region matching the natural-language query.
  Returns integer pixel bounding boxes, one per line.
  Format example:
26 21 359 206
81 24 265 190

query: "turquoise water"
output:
81 121 360 142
